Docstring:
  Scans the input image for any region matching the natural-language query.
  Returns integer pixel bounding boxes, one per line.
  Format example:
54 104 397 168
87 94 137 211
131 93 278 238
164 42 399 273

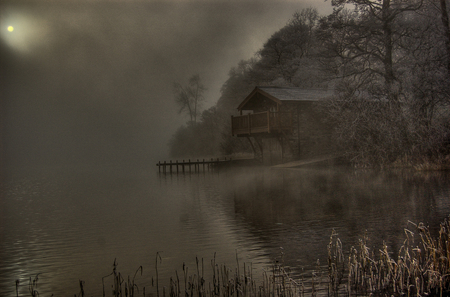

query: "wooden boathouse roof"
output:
238 87 333 111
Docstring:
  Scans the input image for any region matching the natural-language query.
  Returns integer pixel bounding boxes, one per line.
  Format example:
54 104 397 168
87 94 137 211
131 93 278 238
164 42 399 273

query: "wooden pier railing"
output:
231 111 293 136
156 158 231 173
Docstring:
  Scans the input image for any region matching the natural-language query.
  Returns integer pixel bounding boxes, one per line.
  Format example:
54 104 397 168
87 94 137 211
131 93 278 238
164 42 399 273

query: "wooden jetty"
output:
156 158 231 173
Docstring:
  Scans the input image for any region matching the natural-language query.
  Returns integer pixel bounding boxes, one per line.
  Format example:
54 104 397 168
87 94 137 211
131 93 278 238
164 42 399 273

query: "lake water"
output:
1 165 449 296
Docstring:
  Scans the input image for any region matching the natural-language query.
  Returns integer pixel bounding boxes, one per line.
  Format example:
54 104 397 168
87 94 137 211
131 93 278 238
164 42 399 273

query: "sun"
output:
2 13 52 54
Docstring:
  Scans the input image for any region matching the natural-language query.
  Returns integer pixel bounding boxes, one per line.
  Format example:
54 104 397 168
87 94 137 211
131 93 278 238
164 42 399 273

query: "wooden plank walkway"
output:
272 155 339 168
156 158 231 173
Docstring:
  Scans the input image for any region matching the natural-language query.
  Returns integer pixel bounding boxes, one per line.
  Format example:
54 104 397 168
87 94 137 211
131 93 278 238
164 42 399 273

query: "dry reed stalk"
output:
28 274 40 297
327 229 345 295
156 252 162 297
334 216 450 296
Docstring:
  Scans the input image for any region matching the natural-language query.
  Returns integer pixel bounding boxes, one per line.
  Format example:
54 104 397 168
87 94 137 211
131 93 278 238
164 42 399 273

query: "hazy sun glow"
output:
1 10 51 55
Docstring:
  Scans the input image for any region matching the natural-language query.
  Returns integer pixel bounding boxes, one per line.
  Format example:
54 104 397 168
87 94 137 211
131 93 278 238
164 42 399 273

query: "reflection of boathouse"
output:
231 87 334 165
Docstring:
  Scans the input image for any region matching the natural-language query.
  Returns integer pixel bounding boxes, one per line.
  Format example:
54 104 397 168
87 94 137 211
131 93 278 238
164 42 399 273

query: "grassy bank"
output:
19 216 450 297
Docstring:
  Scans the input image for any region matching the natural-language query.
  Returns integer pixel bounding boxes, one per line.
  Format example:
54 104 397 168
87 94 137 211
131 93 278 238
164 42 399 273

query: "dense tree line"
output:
319 0 450 166
169 1 450 167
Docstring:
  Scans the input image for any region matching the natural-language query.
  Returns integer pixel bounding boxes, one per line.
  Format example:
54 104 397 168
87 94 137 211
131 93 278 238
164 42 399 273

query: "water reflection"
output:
227 167 450 275
0 166 449 296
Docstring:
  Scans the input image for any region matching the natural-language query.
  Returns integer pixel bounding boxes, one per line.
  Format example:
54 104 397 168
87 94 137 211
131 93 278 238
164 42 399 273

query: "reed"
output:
327 216 450 296
27 274 40 297
101 258 143 297
327 229 345 295
109 251 305 297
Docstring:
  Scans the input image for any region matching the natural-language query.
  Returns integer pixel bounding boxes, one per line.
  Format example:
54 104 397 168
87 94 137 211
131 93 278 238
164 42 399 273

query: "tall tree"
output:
324 0 423 104
255 8 321 86
173 74 206 123
439 0 450 76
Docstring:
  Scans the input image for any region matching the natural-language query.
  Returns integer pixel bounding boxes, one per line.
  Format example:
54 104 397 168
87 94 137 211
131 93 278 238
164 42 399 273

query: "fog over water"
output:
0 0 332 171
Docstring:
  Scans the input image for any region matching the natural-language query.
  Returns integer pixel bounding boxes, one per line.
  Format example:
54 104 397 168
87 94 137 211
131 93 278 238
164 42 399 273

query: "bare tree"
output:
324 0 423 104
438 0 450 76
255 8 322 86
173 74 206 123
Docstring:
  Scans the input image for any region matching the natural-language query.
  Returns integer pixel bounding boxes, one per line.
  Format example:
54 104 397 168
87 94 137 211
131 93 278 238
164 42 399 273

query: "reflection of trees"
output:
227 168 450 275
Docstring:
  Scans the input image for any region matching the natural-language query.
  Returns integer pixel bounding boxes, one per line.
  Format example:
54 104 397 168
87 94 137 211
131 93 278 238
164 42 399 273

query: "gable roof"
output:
238 87 333 111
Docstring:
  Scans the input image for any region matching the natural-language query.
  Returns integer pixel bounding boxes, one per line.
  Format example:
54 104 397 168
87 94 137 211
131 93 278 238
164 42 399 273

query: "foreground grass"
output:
20 216 450 297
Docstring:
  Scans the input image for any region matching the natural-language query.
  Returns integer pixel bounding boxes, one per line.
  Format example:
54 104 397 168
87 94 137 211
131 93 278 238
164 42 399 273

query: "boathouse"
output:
231 86 334 165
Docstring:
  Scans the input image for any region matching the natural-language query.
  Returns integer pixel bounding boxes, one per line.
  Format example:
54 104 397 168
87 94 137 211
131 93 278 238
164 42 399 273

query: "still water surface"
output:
1 165 449 296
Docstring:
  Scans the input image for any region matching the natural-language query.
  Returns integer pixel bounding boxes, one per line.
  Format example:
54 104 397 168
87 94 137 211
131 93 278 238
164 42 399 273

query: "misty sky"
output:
0 0 332 170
